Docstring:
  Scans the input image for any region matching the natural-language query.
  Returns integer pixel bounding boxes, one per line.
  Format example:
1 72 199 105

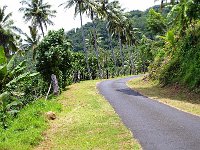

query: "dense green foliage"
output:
147 8 166 36
67 20 118 52
36 29 72 89
158 22 200 90
0 46 38 128
147 0 200 91
66 5 169 52
0 0 199 148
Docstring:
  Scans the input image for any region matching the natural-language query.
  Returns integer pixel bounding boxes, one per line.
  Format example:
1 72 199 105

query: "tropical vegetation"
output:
0 0 199 149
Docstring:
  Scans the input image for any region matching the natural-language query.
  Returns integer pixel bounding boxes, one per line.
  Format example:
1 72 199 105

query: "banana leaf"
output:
0 92 10 107
10 60 26 75
6 72 39 87
0 46 6 65
0 64 7 80
7 55 16 72
7 110 19 115
6 100 22 110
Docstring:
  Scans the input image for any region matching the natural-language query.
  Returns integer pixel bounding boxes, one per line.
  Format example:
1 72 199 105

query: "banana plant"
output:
156 30 176 55
0 46 38 129
0 92 22 129
0 46 38 91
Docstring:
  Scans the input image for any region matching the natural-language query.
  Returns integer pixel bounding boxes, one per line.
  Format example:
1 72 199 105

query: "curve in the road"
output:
97 76 200 150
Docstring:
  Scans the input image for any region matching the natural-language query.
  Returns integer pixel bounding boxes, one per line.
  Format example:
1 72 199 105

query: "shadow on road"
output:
116 88 147 98
129 82 200 105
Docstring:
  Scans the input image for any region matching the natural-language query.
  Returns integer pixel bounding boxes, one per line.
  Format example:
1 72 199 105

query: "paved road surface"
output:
97 76 200 150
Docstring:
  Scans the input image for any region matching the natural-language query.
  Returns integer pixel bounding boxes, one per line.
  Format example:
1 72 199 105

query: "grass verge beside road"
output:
36 80 141 150
0 99 62 150
0 79 141 150
128 77 200 116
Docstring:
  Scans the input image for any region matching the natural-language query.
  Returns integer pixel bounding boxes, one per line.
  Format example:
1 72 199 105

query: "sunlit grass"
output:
0 99 62 150
0 79 141 150
36 80 141 150
128 77 200 116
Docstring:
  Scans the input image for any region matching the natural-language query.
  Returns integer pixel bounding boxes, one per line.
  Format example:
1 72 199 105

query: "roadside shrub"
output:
35 29 73 91
19 74 48 105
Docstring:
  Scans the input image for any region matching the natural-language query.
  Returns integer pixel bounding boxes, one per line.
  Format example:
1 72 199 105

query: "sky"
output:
0 0 160 34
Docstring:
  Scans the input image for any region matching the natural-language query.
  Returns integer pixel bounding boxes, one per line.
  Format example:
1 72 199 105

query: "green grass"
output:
36 80 141 150
0 99 62 150
128 77 200 116
0 79 141 150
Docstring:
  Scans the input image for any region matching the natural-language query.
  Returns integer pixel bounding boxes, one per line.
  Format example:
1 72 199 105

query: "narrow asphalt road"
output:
97 76 200 150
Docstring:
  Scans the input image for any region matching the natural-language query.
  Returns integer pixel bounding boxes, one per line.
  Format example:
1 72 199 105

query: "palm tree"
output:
0 6 19 57
96 0 119 75
97 0 137 75
60 0 92 79
19 0 56 37
106 1 126 75
123 19 135 75
84 0 102 78
22 26 40 60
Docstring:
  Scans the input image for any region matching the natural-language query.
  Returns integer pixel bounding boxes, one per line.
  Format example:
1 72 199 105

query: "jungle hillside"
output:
0 0 199 149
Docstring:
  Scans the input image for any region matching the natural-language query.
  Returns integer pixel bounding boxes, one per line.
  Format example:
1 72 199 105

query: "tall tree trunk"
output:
79 9 91 80
105 52 109 79
108 29 117 76
92 17 101 78
118 33 125 75
39 21 45 37
127 44 134 75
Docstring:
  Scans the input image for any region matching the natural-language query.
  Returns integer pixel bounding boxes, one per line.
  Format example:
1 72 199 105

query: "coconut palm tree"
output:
22 26 40 60
60 0 92 79
84 0 103 78
96 0 120 75
0 5 19 57
19 0 56 37
106 1 126 75
123 17 137 75
98 0 138 75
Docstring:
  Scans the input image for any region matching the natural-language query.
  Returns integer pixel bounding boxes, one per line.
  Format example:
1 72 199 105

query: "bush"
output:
36 29 72 90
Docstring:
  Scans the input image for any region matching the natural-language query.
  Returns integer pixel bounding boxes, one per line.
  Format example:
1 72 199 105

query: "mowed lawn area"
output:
35 80 141 150
128 77 200 116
